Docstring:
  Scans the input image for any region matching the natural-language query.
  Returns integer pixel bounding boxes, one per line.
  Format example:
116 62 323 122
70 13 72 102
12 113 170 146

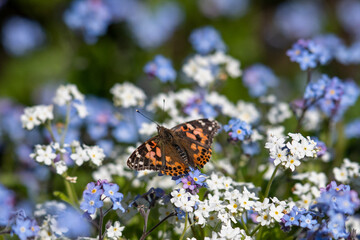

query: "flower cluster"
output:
287 39 333 70
64 0 183 47
183 51 241 87
80 180 125 215
20 105 53 130
265 132 318 171
333 158 360 184
189 26 226 55
175 169 207 195
70 141 106 166
223 118 252 141
11 211 39 240
242 64 279 97
1 16 45 56
282 181 360 239
110 82 146 108
303 75 359 121
144 55 176 83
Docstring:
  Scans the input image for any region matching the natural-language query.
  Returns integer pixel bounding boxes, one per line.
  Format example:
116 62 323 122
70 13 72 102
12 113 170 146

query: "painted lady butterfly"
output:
127 119 220 176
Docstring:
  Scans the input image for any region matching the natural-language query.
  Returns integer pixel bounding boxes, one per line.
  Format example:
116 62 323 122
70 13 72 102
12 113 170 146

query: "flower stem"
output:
139 212 175 240
45 121 56 142
179 212 188 240
240 215 249 235
250 224 262 236
263 165 280 200
98 208 104 240
64 178 78 206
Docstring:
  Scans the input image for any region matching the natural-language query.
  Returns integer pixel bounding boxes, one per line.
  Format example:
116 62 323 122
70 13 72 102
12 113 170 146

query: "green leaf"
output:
53 191 71 204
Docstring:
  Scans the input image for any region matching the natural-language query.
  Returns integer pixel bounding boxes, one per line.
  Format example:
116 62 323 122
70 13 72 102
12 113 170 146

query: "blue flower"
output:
103 183 123 202
224 118 252 141
274 1 322 39
345 118 360 138
63 0 112 43
80 193 103 214
83 182 103 197
128 2 183 49
242 142 260 156
12 218 33 240
144 55 176 83
189 26 226 54
112 121 138 144
2 16 45 56
0 184 15 226
282 208 300 227
57 207 91 238
299 214 318 229
297 51 317 70
242 64 278 97
112 197 125 213
189 169 206 186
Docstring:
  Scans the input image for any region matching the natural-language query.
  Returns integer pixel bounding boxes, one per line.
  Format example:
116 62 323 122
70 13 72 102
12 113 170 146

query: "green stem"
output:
45 121 56 142
250 224 262 237
179 212 188 240
240 215 249 235
263 165 280 200
64 179 77 206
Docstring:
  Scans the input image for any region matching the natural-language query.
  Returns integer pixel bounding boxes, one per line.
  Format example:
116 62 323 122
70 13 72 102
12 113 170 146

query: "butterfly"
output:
127 119 220 176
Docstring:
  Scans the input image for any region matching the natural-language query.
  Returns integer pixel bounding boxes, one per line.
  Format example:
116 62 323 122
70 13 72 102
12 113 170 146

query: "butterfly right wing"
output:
127 136 189 176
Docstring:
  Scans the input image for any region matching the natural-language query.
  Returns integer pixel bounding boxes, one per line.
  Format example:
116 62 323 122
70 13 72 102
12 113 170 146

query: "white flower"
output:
106 221 125 239
53 84 85 106
235 101 260 124
194 201 211 226
73 103 88 118
272 148 288 166
293 183 311 196
218 223 242 240
110 82 146 108
269 204 284 222
31 145 57 165
333 167 349 183
285 155 301 171
70 146 90 166
86 145 105 166
171 192 197 212
21 105 54 130
54 161 68 175
267 102 292 124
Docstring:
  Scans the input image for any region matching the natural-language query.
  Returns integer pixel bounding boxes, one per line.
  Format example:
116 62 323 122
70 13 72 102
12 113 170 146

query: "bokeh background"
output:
1 0 360 238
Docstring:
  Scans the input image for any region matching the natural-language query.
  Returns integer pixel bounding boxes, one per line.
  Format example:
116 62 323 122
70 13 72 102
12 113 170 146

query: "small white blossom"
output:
21 105 54 130
110 82 146 108
54 161 68 175
267 102 292 124
70 146 90 166
85 145 106 166
73 103 88 118
269 204 284 222
31 144 57 165
53 84 84 106
106 221 125 239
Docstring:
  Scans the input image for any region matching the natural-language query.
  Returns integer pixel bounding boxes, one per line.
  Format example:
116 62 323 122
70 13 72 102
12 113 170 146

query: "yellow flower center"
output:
233 204 238 208
91 189 97 194
194 177 198 181
90 200 95 206
187 181 192 186
20 227 26 233
237 129 242 134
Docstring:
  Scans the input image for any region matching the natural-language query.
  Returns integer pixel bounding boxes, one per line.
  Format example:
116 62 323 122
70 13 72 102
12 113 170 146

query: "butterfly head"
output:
157 125 174 142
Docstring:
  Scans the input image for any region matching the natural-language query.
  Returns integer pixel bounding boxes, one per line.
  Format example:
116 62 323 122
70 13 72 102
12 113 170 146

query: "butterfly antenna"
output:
162 99 165 112
136 109 160 127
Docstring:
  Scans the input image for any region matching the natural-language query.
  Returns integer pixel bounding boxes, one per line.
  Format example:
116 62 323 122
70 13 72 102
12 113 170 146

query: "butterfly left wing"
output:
127 136 164 172
127 136 190 176
171 119 220 169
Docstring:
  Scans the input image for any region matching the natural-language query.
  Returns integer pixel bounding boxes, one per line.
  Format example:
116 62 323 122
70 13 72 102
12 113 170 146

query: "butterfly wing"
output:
127 136 190 176
171 119 220 169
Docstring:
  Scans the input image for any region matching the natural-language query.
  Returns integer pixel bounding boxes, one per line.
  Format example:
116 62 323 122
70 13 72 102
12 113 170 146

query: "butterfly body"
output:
127 119 220 176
